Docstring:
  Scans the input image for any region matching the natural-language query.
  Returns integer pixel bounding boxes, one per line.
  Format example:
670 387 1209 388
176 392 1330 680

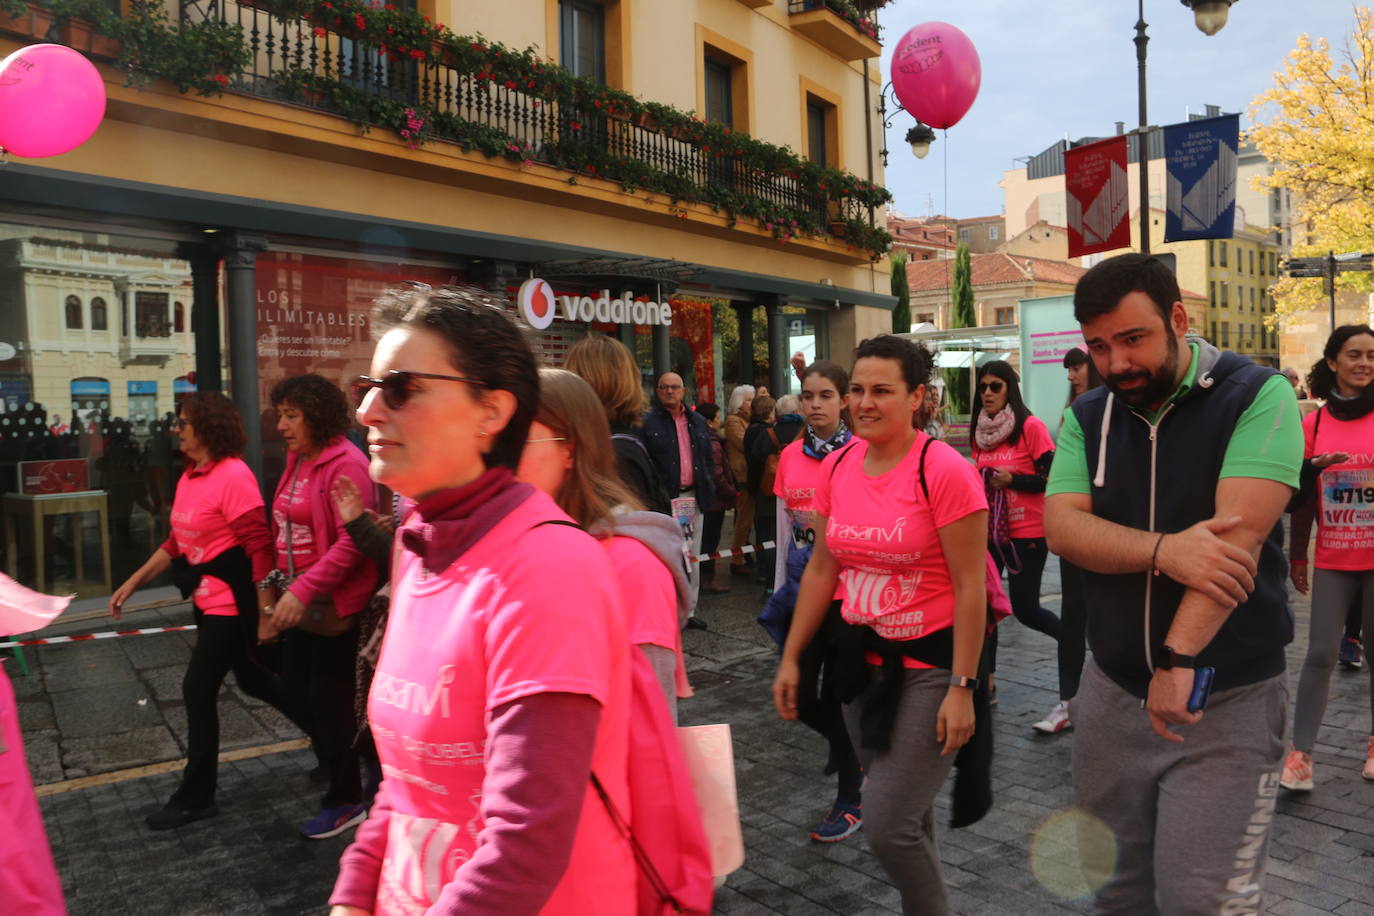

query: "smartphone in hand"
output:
1188 667 1216 713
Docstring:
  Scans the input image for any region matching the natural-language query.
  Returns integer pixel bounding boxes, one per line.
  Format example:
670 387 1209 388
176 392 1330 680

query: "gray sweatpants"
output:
1070 661 1287 916
1292 567 1374 752
842 667 956 916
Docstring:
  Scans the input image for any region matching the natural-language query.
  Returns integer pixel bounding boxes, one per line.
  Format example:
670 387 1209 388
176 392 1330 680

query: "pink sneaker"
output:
1364 737 1374 782
1280 748 1313 791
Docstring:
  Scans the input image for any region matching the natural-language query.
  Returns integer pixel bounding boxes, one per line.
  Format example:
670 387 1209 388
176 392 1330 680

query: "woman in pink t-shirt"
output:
517 367 691 721
766 360 863 843
264 372 379 840
331 286 634 916
970 360 1059 714
1282 324 1374 790
773 335 988 916
109 392 305 831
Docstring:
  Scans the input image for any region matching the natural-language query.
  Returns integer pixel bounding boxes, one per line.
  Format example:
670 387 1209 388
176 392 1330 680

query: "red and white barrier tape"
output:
692 541 775 563
0 625 196 650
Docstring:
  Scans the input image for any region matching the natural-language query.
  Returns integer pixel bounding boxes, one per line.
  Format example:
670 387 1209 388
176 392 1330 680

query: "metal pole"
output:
1135 0 1151 255
1328 250 1337 333
215 233 269 484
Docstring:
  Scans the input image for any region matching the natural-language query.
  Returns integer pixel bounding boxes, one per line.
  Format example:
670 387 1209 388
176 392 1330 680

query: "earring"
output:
477 429 489 439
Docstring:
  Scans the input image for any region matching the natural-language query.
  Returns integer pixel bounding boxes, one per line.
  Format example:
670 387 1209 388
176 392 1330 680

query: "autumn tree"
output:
1249 6 1374 319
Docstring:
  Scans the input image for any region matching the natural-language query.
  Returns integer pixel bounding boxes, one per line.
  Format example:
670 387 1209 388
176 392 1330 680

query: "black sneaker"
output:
146 802 219 831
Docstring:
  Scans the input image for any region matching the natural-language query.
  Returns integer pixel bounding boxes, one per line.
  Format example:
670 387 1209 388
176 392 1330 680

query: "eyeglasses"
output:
657 384 683 391
976 381 1006 395
526 437 567 444
351 370 483 410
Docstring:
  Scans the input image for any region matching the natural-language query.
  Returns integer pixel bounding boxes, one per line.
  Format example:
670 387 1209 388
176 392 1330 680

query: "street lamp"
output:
1181 0 1236 36
1133 0 1236 255
877 82 935 167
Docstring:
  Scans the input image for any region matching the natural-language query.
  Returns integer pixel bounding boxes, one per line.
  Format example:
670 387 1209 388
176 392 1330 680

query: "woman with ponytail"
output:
1281 324 1374 790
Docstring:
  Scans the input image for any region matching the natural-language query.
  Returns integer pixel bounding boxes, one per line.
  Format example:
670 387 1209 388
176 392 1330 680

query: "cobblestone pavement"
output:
10 555 1374 914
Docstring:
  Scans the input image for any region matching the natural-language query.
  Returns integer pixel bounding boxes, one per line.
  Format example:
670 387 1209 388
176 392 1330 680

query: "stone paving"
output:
8 552 1374 915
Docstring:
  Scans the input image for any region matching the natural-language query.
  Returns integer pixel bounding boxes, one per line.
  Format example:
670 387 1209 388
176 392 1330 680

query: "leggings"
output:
1291 568 1374 752
282 627 363 807
988 537 1061 672
796 602 862 804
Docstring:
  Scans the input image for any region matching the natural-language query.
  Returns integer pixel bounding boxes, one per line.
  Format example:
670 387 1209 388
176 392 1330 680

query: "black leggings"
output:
988 537 1061 673
797 602 863 803
282 627 363 807
173 611 309 810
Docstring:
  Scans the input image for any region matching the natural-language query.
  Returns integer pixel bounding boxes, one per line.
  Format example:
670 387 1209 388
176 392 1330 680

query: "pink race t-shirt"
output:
971 415 1055 539
273 455 320 574
816 434 986 654
367 493 634 916
602 535 676 652
775 437 858 600
169 457 264 616
1304 407 1374 570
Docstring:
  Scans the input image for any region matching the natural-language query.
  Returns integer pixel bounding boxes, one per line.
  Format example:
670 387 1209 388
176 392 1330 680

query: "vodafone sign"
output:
517 277 673 328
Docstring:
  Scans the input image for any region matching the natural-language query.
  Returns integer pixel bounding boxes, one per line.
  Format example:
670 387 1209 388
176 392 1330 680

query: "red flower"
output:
409 49 425 59
321 1 331 7
312 26 325 36
354 13 366 29
213 73 228 86
504 80 516 89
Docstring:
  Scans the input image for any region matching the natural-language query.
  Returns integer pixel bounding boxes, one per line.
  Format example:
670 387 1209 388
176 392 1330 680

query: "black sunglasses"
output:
351 370 483 410
977 380 1006 394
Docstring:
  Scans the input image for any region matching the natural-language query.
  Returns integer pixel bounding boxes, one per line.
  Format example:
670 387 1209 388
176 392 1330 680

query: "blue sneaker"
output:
810 800 862 843
300 803 367 840
1340 637 1363 671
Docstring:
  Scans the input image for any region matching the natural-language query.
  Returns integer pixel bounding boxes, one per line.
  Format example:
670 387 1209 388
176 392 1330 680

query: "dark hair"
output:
971 359 1032 451
270 373 352 448
179 391 246 461
1074 253 1181 324
1063 346 1105 403
803 359 850 395
1307 324 1374 399
751 396 776 422
853 334 933 393
373 283 538 471
695 402 720 423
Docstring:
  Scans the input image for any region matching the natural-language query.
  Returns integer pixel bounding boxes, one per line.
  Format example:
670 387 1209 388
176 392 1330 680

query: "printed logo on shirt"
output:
373 665 457 719
378 806 483 914
828 516 908 544
782 486 815 502
840 567 922 624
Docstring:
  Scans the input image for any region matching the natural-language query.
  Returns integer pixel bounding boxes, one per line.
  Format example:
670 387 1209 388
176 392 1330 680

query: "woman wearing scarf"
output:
762 361 863 842
330 285 633 916
1281 324 1374 790
969 360 1059 708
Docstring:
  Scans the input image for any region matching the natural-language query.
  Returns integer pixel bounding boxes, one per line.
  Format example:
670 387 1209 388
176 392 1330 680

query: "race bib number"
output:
1321 468 1374 528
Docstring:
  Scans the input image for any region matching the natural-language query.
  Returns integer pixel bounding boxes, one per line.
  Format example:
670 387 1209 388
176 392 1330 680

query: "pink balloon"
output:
0 43 106 158
890 23 981 130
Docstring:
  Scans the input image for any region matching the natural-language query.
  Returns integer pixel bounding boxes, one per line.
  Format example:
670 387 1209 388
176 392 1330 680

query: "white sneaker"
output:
1033 700 1073 734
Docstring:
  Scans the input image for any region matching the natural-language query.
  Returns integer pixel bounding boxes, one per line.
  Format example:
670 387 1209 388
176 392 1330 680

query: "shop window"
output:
560 0 605 84
135 291 171 338
91 297 108 331
65 295 83 329
174 301 185 334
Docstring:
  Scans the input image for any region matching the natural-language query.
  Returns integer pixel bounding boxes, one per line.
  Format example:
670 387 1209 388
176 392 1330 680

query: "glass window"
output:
65 295 83 329
959 228 970 241
994 306 1015 325
1221 284 1228 308
1219 243 1228 267
705 57 733 127
1221 322 1230 347
1249 249 1255 274
1208 240 1214 267
987 226 999 241
806 99 827 167
560 0 605 84
135 292 170 338
174 301 185 334
91 297 108 331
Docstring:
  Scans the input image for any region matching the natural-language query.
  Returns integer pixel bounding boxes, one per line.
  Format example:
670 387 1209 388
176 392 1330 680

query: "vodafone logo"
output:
518 278 556 330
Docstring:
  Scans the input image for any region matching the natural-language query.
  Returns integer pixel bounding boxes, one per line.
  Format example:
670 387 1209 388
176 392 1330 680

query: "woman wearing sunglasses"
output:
517 368 693 719
970 361 1059 710
109 392 309 830
330 286 634 916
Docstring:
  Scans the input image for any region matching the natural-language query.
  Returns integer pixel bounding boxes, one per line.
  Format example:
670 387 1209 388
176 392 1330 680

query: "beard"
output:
1106 334 1180 409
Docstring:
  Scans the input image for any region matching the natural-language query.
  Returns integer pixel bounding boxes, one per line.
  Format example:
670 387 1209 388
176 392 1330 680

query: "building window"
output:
1209 281 1216 306
1210 321 1217 342
91 297 108 331
135 291 171 338
704 57 733 126
1219 243 1227 267
1249 249 1255 274
1269 251 1276 274
559 0 605 83
805 98 829 167
174 301 185 334
1221 284 1228 308
65 295 83 329
959 228 970 242
1221 322 1230 347
1208 240 1214 267
987 226 999 241
1249 287 1255 310
915 312 935 326
994 306 1015 325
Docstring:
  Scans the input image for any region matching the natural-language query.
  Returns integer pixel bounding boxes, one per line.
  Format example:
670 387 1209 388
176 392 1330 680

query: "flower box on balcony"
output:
90 29 120 59
789 4 880 61
57 16 93 52
0 3 55 40
735 0 773 8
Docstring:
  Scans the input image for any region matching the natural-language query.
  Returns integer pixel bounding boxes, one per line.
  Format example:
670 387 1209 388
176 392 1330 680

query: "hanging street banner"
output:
1065 135 1130 258
1164 113 1239 242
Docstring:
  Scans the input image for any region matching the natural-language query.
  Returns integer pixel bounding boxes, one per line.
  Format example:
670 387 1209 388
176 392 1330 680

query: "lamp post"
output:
1133 0 1238 256
877 82 935 167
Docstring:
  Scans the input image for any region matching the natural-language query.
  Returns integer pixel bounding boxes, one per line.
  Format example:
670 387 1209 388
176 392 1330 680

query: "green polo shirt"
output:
1047 343 1303 497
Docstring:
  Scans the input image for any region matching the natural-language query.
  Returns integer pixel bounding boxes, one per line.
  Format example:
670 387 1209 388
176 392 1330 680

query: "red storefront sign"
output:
19 458 89 495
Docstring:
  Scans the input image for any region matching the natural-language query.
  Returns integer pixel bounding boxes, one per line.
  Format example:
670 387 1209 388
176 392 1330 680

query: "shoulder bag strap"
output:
589 771 682 912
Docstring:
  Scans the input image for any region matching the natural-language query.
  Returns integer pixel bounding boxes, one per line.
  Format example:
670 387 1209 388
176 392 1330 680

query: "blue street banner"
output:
1164 113 1239 242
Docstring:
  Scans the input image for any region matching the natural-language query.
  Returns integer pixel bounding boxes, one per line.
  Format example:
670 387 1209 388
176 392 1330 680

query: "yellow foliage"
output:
1248 7 1374 321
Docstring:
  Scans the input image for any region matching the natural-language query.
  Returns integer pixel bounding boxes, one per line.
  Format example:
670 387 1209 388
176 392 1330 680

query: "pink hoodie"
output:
271 436 378 616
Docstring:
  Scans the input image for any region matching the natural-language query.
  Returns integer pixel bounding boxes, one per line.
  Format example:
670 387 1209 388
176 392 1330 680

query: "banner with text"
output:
1164 113 1238 242
1065 135 1130 258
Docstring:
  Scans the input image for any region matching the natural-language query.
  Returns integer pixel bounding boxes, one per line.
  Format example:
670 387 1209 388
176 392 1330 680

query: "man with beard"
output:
1044 253 1302 914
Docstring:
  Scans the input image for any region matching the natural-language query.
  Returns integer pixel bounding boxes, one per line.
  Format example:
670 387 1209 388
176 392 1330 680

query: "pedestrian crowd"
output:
5 253 1373 916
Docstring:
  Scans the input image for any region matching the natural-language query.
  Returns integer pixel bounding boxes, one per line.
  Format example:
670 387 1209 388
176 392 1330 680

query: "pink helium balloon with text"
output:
0 43 106 158
890 23 981 130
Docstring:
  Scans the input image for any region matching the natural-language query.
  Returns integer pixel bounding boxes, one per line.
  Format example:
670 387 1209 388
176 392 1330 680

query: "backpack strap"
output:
917 435 934 503
533 519 584 531
590 771 683 913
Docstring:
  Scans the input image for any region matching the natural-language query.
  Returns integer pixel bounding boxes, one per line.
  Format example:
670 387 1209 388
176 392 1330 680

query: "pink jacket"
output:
272 436 378 617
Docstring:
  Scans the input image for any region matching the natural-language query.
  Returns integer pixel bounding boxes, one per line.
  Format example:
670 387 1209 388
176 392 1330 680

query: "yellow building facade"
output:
0 0 893 597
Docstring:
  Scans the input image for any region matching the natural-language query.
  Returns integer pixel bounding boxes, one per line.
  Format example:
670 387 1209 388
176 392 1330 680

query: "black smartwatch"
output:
1156 645 1198 670
949 674 980 691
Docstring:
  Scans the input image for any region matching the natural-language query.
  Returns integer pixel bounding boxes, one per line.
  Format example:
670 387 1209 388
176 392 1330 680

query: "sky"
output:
876 0 1360 219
